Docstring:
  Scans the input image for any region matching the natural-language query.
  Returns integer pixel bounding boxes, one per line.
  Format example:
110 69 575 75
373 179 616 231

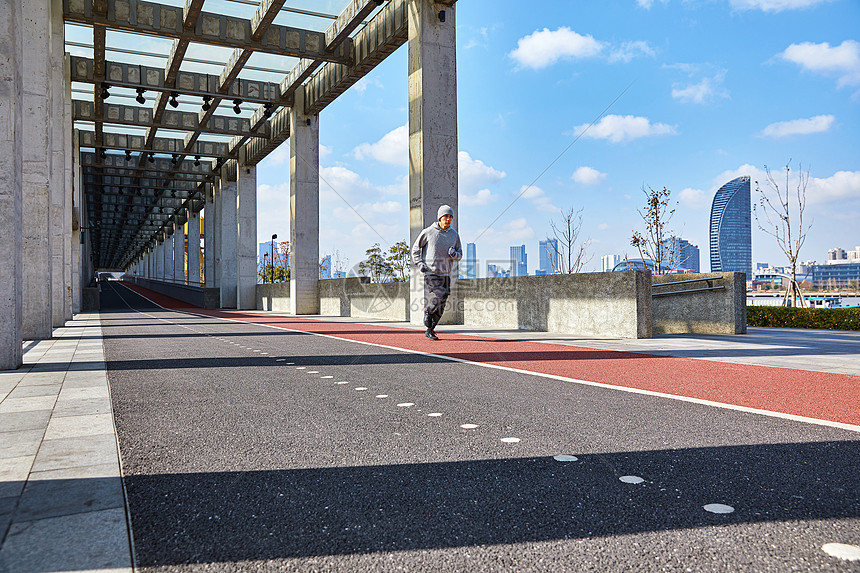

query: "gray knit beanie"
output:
437 204 454 220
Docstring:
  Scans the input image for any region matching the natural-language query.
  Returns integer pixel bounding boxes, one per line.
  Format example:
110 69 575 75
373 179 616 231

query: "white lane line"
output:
306 370 319 374
336 381 349 385
619 475 645 484
120 287 860 435
428 413 443 417
460 424 478 429
397 403 414 408
822 543 860 561
295 366 305 369
375 394 388 398
321 375 333 379
703 503 735 514
276 359 286 362
501 437 520 443
554 454 579 462
355 387 368 391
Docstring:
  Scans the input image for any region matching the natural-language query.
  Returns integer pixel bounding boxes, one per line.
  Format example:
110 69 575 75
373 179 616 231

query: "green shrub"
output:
747 306 860 330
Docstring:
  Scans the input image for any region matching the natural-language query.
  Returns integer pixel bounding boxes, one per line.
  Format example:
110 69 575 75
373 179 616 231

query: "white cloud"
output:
461 188 495 206
609 41 657 63
672 73 729 104
730 0 834 12
759 115 835 138
780 40 860 87
509 27 605 70
678 187 709 208
574 114 678 143
459 151 506 191
637 0 668 8
352 124 408 165
807 170 860 204
520 185 558 213
571 166 607 185
319 144 333 159
597 222 611 231
504 218 535 240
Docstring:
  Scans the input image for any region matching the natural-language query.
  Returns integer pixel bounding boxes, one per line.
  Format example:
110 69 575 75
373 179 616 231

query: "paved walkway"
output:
1 282 857 571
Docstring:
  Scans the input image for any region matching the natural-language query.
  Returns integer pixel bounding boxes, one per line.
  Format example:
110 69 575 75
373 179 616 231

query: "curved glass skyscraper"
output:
709 176 751 275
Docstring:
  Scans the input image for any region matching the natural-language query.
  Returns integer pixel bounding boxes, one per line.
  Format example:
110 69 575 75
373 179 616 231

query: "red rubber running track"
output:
119 282 859 429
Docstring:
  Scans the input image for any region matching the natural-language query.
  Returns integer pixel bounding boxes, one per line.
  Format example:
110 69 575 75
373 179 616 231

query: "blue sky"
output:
67 0 860 275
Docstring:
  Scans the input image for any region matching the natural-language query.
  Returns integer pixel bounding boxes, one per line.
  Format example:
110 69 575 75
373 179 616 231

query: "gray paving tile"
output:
57 386 109 401
15 476 124 521
43 413 114 441
0 396 57 414
31 434 118 473
6 384 62 399
0 410 51 433
28 462 120 481
51 397 113 418
0 430 45 458
0 508 132 573
15 372 66 387
0 484 24 504
0 456 34 482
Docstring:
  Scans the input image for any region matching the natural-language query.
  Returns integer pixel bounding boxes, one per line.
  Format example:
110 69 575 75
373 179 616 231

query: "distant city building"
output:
601 254 621 272
539 239 559 274
660 236 700 273
510 245 527 277
534 269 549 276
709 176 752 276
812 263 860 288
464 243 477 279
826 246 860 264
319 255 331 279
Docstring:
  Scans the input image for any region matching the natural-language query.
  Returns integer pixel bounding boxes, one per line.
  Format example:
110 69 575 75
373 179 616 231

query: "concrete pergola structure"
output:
0 0 459 370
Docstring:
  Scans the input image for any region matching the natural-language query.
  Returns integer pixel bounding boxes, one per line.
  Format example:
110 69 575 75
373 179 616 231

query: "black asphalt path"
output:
100 282 860 572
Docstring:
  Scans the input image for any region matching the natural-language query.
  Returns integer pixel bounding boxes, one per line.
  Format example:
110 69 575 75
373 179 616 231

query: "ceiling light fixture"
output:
101 84 111 99
169 92 179 108
136 88 146 104
233 99 243 114
202 96 211 111
194 155 200 167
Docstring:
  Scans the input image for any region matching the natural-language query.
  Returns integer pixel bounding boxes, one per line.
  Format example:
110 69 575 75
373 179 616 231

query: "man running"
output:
411 205 462 340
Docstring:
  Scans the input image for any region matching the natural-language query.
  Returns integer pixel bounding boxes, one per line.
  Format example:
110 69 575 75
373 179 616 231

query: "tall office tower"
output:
539 238 559 274
465 243 477 279
709 176 751 275
510 245 527 277
660 237 700 272
601 254 621 272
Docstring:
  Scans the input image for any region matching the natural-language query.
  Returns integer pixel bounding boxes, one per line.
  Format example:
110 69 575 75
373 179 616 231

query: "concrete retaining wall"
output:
458 271 652 339
257 283 291 312
319 279 410 321
126 277 220 309
651 272 747 334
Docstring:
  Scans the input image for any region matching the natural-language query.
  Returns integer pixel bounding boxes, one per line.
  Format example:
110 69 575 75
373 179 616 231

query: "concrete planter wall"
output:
318 278 410 321
127 277 220 308
458 271 652 339
257 283 291 312
651 272 747 334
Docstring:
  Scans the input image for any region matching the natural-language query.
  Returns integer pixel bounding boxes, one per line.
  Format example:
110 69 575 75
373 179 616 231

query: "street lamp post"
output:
263 253 269 284
271 233 278 283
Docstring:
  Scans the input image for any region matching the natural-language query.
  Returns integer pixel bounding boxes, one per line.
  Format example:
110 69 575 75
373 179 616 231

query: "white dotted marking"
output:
397 403 415 408
460 424 478 429
619 476 645 484
375 394 388 399
276 359 286 362
501 437 521 443
428 413 443 417
321 376 333 379
554 455 579 462
355 387 368 391
306 371 319 374
336 381 349 385
260 352 269 355
822 543 860 561
703 503 735 514
295 367 306 370
285 362 295 365
253 350 261 353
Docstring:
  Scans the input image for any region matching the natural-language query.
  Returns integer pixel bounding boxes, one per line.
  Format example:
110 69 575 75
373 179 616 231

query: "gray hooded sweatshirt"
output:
411 222 463 276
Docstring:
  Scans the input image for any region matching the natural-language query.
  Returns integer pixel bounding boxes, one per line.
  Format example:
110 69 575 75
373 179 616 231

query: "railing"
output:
652 275 725 297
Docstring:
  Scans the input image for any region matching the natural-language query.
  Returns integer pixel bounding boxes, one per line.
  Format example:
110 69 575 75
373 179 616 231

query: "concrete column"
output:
49 0 66 327
153 242 162 280
289 89 320 315
219 168 238 308
146 250 152 279
203 184 216 286
174 220 185 283
236 159 257 309
0 0 24 369
163 232 173 281
188 208 201 284
22 0 53 339
408 0 460 325
62 54 73 320
210 182 222 288
70 130 81 313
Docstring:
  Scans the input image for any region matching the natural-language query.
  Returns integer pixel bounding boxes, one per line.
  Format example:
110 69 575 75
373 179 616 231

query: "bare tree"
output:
331 249 349 279
753 162 813 308
549 207 591 273
630 186 676 275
